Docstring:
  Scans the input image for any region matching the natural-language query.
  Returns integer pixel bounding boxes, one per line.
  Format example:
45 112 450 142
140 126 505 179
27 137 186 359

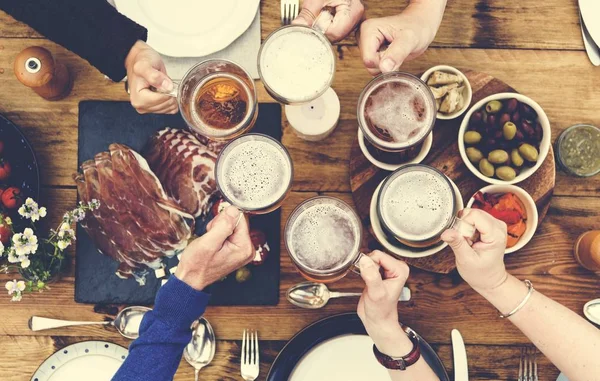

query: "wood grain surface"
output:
350 70 555 274
0 1 599 380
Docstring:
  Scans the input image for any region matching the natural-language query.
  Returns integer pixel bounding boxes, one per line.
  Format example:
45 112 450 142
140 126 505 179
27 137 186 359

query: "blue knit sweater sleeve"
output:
112 275 211 381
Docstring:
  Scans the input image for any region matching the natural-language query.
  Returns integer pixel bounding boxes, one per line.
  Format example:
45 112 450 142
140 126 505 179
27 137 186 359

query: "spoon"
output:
184 317 216 381
584 299 600 325
287 282 412 309
29 306 151 339
579 12 600 66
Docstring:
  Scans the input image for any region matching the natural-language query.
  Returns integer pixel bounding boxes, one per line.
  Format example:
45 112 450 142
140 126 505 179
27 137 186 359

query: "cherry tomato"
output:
1 187 22 209
0 159 11 181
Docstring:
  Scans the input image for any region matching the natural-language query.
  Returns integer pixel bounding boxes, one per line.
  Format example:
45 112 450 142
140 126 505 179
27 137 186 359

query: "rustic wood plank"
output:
1 190 598 344
0 335 562 381
0 40 598 193
0 0 584 50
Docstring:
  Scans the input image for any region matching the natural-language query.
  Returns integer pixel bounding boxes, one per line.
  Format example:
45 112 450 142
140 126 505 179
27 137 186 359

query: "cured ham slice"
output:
73 144 192 279
144 128 219 218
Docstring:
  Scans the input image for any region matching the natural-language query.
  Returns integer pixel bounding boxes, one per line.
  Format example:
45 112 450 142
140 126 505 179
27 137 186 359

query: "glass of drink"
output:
214 133 293 214
376 164 474 248
159 59 258 141
258 11 336 105
285 196 366 283
574 230 600 272
357 72 436 152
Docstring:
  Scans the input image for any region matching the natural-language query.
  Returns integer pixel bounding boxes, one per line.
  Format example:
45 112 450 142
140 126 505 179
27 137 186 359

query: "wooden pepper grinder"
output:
13 46 72 101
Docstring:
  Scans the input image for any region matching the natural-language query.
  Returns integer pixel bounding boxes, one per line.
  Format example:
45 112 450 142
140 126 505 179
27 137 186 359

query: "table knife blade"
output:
451 329 469 381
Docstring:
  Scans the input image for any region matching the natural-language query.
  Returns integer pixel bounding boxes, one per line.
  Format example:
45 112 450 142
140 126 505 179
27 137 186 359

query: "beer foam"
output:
363 79 434 147
219 139 291 210
288 203 360 271
260 28 334 102
380 171 454 242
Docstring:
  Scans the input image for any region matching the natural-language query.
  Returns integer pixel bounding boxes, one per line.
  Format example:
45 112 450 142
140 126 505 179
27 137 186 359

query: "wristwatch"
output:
372 329 421 370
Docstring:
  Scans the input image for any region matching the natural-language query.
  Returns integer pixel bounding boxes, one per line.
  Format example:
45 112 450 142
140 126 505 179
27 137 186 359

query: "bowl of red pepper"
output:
466 184 538 254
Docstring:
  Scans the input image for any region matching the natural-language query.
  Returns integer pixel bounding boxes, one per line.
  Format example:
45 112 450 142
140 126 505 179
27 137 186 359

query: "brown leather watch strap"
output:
372 330 421 370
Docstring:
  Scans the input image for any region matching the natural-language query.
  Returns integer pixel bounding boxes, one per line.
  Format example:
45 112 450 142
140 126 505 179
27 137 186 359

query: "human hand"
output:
357 251 411 355
124 40 178 114
292 0 364 42
441 208 509 293
358 1 445 75
175 206 253 290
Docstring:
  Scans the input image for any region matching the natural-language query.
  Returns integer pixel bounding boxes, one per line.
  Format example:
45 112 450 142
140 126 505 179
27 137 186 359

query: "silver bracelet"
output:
499 280 534 319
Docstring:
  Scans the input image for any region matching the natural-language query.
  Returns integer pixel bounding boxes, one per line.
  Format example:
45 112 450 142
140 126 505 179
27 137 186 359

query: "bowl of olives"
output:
458 93 551 185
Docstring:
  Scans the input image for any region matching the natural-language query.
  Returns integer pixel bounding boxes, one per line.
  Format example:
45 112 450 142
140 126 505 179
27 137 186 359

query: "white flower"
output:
17 199 46 222
57 240 70 250
4 217 11 225
18 205 28 218
19 256 30 269
13 229 38 256
25 198 35 207
5 279 25 295
39 207 47 218
11 293 22 302
7 248 19 263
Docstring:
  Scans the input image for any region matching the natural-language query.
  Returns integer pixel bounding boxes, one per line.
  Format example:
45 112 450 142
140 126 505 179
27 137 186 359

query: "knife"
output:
579 0 600 48
451 329 469 381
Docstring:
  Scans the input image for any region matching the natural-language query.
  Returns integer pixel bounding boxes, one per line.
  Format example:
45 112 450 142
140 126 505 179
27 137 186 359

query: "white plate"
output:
31 341 128 381
580 0 600 47
289 335 390 381
369 177 464 258
115 0 260 57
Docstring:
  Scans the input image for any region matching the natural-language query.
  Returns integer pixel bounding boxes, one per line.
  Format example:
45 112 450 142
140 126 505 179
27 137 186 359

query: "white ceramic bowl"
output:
458 93 551 185
421 65 472 120
358 129 433 171
369 177 464 258
465 184 538 254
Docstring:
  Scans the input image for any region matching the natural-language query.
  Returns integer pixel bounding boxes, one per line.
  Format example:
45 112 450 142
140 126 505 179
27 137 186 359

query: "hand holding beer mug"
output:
292 0 365 42
285 196 369 283
259 9 336 104
215 134 294 216
153 59 258 140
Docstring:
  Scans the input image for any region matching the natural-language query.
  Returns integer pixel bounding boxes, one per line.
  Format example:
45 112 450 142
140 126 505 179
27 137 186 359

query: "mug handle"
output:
350 252 368 275
125 78 180 98
311 7 335 34
450 216 479 243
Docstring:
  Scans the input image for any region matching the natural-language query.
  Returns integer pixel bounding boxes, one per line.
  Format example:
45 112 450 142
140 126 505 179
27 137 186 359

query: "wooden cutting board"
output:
350 70 555 274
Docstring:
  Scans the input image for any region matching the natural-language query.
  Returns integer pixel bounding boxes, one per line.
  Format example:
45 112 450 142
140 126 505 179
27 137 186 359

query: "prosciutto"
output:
73 143 193 279
143 128 219 218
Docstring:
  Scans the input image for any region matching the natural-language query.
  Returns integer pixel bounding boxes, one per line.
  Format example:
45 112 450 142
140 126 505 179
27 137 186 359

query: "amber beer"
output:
215 134 293 214
285 196 364 283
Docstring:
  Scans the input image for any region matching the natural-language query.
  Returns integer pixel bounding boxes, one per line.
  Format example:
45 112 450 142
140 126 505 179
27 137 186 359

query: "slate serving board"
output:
75 101 282 306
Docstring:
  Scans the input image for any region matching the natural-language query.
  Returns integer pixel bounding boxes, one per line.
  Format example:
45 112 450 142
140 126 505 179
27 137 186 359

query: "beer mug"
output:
258 10 336 105
215 133 294 215
158 59 258 141
285 196 368 283
357 72 436 152
376 164 475 248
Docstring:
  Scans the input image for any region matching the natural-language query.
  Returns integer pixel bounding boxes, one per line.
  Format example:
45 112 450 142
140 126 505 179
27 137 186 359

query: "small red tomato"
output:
0 159 11 181
1 187 22 209
249 229 270 266
0 216 11 245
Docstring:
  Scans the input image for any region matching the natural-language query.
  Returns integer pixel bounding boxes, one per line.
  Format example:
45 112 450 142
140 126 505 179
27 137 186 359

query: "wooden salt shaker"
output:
13 46 72 100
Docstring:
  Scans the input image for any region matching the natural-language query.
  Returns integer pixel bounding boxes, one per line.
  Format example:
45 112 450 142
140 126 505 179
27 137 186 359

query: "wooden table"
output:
0 1 599 380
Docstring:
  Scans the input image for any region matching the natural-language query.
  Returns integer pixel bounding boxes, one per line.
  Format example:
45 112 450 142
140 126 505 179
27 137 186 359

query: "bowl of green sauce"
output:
556 124 600 177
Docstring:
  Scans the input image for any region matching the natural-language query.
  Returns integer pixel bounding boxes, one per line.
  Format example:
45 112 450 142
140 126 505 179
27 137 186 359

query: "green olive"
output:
479 159 495 178
518 143 539 162
464 131 482 145
496 166 517 181
511 149 524 167
503 122 517 140
485 100 503 114
488 149 509 164
235 267 252 283
466 147 484 163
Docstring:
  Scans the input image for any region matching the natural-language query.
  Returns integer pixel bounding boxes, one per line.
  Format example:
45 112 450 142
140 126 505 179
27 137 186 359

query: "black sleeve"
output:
0 0 148 81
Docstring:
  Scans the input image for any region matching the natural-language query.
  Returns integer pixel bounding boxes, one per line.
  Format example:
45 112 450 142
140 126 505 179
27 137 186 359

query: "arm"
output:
0 0 177 114
359 0 447 74
113 206 254 381
442 209 600 381
0 0 146 81
358 252 439 381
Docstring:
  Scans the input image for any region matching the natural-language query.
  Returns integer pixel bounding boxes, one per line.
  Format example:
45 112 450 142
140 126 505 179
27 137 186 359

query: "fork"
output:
518 347 539 381
241 329 260 381
281 0 299 25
